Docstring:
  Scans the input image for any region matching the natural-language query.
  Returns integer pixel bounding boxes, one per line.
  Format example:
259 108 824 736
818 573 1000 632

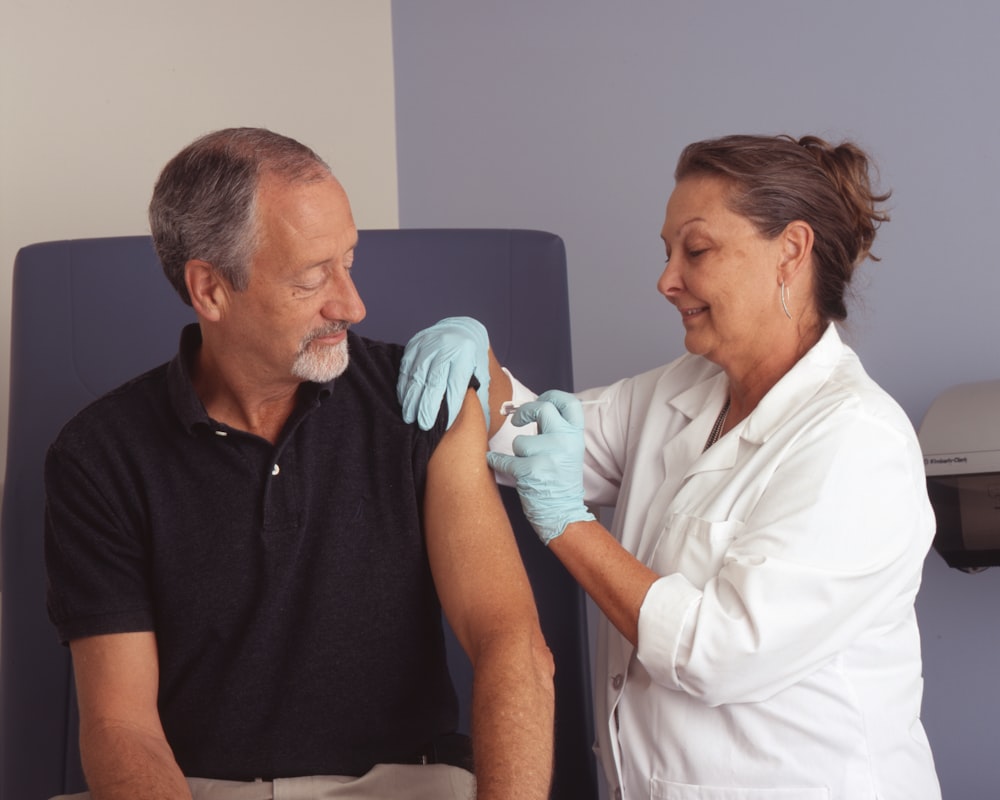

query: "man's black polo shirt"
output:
45 324 458 779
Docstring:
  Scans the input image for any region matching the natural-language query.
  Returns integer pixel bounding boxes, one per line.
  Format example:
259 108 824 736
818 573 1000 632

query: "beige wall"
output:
0 0 399 487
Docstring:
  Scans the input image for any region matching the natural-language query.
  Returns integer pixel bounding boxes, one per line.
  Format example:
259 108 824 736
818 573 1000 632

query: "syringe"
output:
499 399 605 416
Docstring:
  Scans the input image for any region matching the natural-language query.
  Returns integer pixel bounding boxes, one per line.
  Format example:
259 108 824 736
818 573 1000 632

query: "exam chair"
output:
0 232 599 800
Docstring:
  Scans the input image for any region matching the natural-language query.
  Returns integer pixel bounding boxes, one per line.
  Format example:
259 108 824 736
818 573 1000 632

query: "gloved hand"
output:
486 390 595 545
397 317 491 431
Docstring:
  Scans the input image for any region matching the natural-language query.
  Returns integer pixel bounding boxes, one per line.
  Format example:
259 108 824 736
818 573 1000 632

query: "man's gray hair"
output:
148 127 332 305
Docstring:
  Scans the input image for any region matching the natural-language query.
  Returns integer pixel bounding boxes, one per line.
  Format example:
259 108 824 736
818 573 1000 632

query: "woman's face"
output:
658 175 789 373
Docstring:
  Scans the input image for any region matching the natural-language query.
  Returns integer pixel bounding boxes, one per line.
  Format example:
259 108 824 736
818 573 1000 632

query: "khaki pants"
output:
52 763 476 800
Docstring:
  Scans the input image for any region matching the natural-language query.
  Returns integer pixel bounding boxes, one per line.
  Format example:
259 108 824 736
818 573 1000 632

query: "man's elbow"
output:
473 624 556 686
473 622 555 687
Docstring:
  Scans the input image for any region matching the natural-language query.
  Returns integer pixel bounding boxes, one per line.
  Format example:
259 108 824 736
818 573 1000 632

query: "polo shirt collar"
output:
166 323 335 435
167 324 211 433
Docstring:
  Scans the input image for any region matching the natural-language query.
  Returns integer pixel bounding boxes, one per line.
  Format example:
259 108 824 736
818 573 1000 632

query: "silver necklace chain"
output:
703 398 731 452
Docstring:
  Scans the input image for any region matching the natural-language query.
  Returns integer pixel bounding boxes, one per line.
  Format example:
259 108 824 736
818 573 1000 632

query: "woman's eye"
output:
665 246 707 264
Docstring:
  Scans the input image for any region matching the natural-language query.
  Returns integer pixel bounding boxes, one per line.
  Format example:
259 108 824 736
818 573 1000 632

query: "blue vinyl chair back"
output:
0 232 598 800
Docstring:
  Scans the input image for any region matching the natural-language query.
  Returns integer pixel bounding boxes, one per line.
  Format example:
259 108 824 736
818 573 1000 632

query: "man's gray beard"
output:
292 338 350 383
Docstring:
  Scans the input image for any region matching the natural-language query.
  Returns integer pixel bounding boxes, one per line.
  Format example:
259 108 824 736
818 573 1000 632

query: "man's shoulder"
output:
340 330 448 449
51 362 171 451
346 331 403 373
340 331 405 402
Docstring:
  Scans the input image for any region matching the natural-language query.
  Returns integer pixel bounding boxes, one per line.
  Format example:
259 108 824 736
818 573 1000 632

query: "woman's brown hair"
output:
675 134 891 323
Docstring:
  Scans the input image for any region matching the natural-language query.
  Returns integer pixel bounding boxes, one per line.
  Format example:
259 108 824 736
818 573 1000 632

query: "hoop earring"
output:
780 281 792 319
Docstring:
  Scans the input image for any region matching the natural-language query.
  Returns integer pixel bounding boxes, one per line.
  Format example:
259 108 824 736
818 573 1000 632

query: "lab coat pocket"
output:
650 777 829 799
649 513 744 589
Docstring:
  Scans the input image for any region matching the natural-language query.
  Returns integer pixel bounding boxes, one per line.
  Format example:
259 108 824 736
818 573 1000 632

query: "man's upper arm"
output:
71 631 165 739
423 389 540 660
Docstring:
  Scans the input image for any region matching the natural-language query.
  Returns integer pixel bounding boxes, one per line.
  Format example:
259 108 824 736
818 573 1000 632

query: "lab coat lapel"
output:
742 323 844 446
667 373 736 479
628 373 727 565
668 324 845 480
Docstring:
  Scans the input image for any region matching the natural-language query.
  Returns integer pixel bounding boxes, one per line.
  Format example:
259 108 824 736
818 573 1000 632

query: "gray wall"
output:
392 2 1000 797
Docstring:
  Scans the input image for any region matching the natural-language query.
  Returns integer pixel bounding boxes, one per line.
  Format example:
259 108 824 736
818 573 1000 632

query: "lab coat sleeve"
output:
635 401 935 706
576 383 630 508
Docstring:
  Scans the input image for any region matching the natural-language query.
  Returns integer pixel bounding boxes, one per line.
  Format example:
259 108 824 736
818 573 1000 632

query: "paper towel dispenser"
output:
918 379 1000 571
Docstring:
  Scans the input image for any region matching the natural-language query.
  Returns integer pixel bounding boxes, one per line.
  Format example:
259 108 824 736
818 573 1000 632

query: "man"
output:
44 128 554 800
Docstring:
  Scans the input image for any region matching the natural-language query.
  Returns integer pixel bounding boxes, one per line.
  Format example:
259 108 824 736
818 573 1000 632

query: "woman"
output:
399 134 941 799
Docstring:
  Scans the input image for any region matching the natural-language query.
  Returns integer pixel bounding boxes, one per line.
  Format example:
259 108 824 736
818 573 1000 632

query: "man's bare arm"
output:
70 632 191 800
424 390 554 799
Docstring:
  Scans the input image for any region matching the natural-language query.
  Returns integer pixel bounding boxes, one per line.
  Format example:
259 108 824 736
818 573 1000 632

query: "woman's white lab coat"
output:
503 324 941 799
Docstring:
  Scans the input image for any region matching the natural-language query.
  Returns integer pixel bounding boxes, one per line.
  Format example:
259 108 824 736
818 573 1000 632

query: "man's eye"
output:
687 249 707 259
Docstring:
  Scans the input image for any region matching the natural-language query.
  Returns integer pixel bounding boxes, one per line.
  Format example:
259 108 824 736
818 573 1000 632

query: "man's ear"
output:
777 220 814 288
185 260 229 322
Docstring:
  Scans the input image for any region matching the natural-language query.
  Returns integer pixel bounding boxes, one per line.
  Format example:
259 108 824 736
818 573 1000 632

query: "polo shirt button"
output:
271 464 280 476
611 673 624 690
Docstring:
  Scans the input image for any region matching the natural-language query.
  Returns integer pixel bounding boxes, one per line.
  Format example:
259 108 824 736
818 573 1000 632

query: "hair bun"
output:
797 135 891 265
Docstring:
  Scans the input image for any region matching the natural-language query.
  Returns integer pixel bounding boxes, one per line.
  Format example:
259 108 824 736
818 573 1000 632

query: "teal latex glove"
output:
486 390 596 545
397 317 491 431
